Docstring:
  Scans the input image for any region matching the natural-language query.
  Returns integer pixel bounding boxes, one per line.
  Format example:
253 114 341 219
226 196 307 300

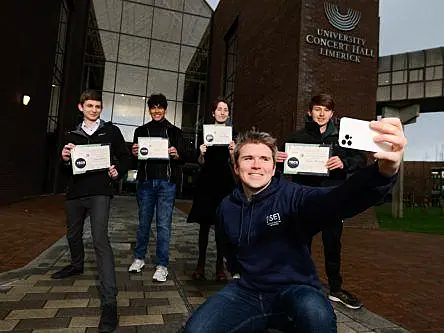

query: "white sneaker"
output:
128 259 145 273
152 265 168 282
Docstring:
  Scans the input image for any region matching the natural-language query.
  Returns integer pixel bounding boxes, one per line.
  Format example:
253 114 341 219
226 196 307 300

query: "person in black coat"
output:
52 89 129 332
187 98 236 281
284 93 367 309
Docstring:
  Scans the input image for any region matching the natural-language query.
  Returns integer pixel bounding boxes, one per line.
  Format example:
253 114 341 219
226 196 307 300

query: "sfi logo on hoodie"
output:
266 213 281 227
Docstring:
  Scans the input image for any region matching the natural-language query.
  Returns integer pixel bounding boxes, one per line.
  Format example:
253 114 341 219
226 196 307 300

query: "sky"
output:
205 0 444 161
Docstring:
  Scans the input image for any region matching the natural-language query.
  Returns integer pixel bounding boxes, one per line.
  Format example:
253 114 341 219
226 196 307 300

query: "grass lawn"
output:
375 203 444 235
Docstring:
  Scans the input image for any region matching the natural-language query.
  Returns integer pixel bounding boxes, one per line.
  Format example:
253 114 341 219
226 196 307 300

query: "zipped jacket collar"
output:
71 119 108 138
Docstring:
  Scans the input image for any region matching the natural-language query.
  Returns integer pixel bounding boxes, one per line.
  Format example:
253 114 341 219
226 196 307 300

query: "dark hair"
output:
79 89 102 105
234 131 277 166
211 97 230 114
147 93 168 109
309 93 335 111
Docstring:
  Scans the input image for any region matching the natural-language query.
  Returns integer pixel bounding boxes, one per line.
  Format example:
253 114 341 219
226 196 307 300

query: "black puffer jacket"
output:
63 120 130 199
286 116 367 187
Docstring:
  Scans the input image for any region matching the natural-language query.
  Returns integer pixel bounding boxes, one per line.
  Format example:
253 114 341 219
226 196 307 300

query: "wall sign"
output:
304 2 376 64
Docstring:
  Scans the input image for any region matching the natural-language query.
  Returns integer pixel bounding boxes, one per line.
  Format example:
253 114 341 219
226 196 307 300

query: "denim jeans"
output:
184 281 337 333
134 179 176 266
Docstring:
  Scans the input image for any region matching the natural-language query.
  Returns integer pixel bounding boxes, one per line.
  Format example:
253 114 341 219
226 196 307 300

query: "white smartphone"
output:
338 117 392 153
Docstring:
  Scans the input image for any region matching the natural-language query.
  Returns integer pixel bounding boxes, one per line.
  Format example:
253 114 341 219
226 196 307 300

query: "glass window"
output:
425 48 443 66
425 81 442 97
155 0 184 11
378 73 391 86
163 101 178 125
112 94 146 125
93 0 122 32
376 86 390 101
102 92 114 121
115 124 138 142
103 62 117 92
121 2 153 38
182 79 201 103
147 69 178 99
180 46 197 73
224 22 237 112
47 0 69 133
408 82 424 99
184 0 212 17
182 15 210 46
392 53 407 71
149 40 180 71
99 31 119 62
174 101 183 128
409 69 423 82
408 51 424 68
115 64 148 95
391 84 407 100
392 70 407 84
152 8 182 43
177 74 185 101
118 35 150 66
131 0 153 4
426 66 443 80
378 56 391 72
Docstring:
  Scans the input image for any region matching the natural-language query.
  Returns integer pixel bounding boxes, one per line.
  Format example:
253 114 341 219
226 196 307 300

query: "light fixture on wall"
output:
22 95 31 106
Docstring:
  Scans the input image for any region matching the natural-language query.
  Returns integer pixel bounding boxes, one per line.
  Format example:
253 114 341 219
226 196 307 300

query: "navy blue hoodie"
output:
217 163 396 292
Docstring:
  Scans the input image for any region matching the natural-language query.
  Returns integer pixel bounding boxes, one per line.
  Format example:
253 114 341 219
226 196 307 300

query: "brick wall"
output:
209 0 380 227
404 161 444 204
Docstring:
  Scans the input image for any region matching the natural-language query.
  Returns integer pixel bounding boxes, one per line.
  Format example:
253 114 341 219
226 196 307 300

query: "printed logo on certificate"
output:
284 143 331 176
71 144 111 175
203 125 232 145
138 137 169 160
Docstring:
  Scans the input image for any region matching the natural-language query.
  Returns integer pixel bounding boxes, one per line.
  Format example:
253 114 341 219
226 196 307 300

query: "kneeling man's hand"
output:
370 117 407 178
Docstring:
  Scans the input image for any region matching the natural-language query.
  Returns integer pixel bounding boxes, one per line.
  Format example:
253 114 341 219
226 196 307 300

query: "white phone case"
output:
338 117 392 153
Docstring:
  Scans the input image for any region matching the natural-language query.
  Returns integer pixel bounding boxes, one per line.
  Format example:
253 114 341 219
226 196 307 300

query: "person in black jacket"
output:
285 93 367 309
51 89 129 333
128 93 186 283
184 122 406 333
187 98 236 281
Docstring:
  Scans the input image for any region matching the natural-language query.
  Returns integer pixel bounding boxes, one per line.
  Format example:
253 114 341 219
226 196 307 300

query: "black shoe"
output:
51 265 83 279
98 304 118 333
328 289 362 309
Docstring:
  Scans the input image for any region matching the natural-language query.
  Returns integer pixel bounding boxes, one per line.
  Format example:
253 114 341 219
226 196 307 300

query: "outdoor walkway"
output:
0 196 442 332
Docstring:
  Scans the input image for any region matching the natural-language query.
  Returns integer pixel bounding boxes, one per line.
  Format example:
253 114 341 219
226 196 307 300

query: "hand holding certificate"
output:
71 144 111 175
203 125 232 145
138 137 169 160
283 143 331 176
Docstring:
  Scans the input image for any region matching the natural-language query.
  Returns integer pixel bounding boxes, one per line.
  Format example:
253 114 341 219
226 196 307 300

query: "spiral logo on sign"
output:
324 2 361 31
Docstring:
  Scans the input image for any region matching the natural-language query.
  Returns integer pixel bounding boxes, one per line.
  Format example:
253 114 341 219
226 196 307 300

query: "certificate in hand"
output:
203 125 232 145
138 137 169 160
283 143 331 176
71 144 111 175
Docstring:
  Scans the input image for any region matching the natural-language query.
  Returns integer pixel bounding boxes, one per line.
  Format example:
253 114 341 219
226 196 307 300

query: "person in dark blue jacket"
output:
184 118 407 333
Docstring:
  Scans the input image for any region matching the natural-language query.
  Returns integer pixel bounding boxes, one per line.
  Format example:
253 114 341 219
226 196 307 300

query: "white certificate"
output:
71 144 111 175
138 137 169 160
203 125 232 145
283 143 331 176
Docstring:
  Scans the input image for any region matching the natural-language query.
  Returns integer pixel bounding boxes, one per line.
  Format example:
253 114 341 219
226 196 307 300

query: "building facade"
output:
1 0 212 204
208 0 379 142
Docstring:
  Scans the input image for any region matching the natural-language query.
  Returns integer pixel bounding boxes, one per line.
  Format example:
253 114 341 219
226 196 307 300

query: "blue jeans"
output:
184 281 337 333
134 179 176 266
